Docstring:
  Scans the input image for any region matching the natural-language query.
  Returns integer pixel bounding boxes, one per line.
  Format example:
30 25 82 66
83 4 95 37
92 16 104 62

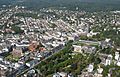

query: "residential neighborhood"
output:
0 3 120 77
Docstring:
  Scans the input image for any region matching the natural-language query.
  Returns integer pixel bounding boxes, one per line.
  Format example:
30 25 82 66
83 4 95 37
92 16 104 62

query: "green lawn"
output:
5 53 20 62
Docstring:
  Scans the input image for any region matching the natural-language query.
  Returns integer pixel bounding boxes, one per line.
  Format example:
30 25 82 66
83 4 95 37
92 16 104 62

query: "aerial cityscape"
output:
0 0 120 77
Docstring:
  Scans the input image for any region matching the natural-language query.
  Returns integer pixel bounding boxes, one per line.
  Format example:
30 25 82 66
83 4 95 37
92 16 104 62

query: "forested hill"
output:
0 0 120 11
1 0 120 6
19 0 120 11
